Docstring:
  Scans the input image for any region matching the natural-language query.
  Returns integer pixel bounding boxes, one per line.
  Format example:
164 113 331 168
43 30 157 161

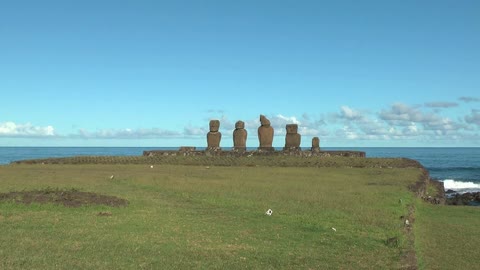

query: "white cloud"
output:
378 103 467 134
3 102 479 146
269 114 301 127
338 106 364 120
325 103 476 142
357 119 389 136
337 126 359 140
465 110 480 126
379 103 428 123
266 114 329 137
214 115 235 130
183 126 208 136
424 102 459 108
422 117 467 134
298 126 328 136
402 123 419 136
459 96 480 103
76 128 180 139
0 122 55 137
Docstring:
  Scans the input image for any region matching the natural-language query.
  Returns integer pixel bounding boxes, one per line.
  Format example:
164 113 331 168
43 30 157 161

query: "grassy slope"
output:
12 155 422 168
0 164 420 269
415 203 480 270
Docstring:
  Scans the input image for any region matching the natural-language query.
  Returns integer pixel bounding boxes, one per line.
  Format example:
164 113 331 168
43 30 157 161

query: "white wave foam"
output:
442 179 480 192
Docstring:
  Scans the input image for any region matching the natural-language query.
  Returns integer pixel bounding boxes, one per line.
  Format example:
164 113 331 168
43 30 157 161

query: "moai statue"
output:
207 120 221 149
233 120 247 151
284 124 301 149
311 137 320 152
258 115 274 150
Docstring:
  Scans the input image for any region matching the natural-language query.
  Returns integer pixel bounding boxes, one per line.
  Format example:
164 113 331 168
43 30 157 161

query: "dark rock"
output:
179 146 196 152
386 237 399 247
446 192 480 206
97 211 112 216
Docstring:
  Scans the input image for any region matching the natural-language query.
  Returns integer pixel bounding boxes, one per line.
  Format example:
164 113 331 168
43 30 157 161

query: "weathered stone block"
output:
207 120 222 148
284 124 301 148
311 137 320 152
233 120 247 150
258 115 274 149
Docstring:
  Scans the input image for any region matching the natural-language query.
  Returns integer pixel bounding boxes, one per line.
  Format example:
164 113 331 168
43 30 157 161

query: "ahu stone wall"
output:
143 114 366 158
143 148 366 158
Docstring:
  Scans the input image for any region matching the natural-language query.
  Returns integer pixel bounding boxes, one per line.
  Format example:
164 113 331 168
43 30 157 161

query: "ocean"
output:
1 147 479 193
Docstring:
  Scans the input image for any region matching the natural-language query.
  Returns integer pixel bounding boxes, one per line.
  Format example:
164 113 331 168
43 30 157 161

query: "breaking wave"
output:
442 179 480 193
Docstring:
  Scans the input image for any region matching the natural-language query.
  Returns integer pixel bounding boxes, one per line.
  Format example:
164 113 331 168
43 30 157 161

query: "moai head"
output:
286 124 298 134
259 115 270 127
209 120 220 132
312 137 320 148
235 120 245 129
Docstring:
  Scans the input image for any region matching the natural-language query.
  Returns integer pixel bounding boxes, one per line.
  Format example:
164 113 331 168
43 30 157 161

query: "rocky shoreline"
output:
445 189 480 206
418 177 480 206
423 179 480 206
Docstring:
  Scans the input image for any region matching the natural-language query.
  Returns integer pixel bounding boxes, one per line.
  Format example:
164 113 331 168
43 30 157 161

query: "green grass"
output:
415 202 480 270
12 154 422 169
424 180 440 198
0 163 421 269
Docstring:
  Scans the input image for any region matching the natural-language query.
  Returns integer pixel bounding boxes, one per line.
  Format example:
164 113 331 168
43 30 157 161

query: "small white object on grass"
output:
405 219 410 226
265 209 273 216
110 175 114 180
150 165 154 169
332 227 337 232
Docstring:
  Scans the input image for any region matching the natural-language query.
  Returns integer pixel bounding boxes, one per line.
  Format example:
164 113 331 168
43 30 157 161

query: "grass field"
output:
415 203 480 270
0 163 421 269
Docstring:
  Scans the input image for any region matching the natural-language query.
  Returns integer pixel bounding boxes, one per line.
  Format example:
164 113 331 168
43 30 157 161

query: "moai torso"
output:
285 124 301 148
233 120 247 149
207 120 221 148
258 115 274 148
311 137 320 152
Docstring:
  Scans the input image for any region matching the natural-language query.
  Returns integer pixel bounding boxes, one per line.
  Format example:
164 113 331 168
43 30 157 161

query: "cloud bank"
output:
459 96 480 103
424 102 459 108
0 122 55 137
75 128 181 139
2 97 480 146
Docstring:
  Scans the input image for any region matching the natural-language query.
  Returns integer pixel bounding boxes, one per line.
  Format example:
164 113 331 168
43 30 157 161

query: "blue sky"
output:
1 0 479 147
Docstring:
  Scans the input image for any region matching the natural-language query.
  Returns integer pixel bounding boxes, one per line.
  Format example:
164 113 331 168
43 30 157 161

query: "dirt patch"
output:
0 188 128 207
399 204 418 270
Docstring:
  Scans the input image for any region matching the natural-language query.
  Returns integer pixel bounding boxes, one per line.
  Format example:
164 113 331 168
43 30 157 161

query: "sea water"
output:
0 147 479 193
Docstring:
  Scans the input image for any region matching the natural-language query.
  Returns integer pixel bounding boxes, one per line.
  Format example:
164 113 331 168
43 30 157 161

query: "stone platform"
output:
143 148 366 158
